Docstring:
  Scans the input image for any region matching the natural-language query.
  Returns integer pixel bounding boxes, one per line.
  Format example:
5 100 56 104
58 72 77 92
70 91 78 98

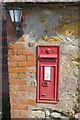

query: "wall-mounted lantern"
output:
9 7 23 37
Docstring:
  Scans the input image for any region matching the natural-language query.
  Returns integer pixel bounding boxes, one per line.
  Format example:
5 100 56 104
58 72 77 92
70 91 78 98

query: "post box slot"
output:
40 58 57 62
39 54 57 58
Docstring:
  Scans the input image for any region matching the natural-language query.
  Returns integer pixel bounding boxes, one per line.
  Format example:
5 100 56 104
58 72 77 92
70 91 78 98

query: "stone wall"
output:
5 3 80 118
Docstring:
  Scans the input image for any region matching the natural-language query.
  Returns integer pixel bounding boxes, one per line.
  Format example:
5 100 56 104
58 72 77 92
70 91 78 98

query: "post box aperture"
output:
37 45 60 103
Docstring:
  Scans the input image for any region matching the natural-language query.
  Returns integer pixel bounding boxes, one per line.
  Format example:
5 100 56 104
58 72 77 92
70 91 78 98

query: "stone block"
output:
32 110 45 118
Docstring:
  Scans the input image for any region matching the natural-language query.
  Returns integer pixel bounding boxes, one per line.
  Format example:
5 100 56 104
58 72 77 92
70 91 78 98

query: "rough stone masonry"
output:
3 2 80 119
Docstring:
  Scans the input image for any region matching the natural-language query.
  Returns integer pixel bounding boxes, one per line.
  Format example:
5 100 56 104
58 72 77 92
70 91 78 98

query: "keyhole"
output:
44 82 47 85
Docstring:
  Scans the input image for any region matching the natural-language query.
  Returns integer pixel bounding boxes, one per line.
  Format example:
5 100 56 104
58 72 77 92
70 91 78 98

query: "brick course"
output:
18 61 35 66
9 67 27 73
9 73 18 79
9 80 27 85
11 104 28 110
19 110 28 118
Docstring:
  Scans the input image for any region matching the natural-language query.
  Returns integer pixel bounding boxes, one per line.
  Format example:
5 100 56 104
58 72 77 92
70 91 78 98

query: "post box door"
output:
40 64 56 100
37 45 60 103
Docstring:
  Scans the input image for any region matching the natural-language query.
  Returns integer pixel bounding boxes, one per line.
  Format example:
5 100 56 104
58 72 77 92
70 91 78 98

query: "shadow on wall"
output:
2 19 11 119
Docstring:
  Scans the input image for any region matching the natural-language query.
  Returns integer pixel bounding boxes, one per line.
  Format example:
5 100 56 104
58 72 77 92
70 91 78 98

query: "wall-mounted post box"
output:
37 45 60 103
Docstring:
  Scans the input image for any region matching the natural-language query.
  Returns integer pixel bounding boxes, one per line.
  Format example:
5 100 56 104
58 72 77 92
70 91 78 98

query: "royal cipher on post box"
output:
37 45 60 103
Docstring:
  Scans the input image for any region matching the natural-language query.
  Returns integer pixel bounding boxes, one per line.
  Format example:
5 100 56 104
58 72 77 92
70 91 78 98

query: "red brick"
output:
23 9 31 16
19 85 27 91
9 85 19 91
9 73 17 79
8 49 17 55
10 92 18 98
8 43 25 49
10 98 19 104
17 61 27 66
8 62 17 67
18 92 27 98
18 55 26 61
19 110 28 118
27 86 36 92
27 100 36 105
18 73 26 79
17 49 27 55
8 55 26 61
19 99 28 104
27 55 35 61
11 110 19 118
26 50 35 55
9 67 26 73
27 61 36 66
18 61 35 67
8 55 18 61
9 80 27 85
11 104 28 110
17 49 34 55
7 26 15 35
27 68 36 74
18 36 24 42
11 116 22 120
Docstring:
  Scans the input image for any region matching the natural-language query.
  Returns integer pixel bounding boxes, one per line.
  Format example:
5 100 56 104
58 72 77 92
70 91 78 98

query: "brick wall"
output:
8 44 36 118
5 3 80 119
6 7 36 118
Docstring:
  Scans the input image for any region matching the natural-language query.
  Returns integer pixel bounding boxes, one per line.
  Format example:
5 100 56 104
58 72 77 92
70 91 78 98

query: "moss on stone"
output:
42 35 63 42
55 22 80 36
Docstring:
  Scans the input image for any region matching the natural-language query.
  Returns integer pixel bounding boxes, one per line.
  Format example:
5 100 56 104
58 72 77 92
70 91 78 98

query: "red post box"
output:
37 45 60 103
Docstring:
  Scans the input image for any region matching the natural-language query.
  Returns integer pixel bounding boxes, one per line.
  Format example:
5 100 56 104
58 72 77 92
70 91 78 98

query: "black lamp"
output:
9 7 23 37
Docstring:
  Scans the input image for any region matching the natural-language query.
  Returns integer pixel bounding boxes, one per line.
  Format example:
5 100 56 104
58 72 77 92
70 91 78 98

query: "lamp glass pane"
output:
14 9 21 22
9 10 14 22
20 10 22 22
